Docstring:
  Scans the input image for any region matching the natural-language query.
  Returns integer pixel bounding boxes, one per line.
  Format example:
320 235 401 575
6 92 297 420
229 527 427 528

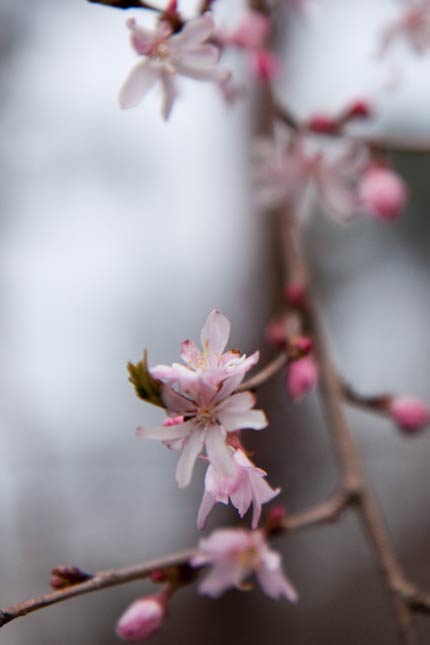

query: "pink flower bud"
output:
344 99 371 119
388 397 429 433
265 318 287 348
251 49 279 81
358 166 408 221
285 282 307 307
116 593 167 642
307 113 338 134
286 355 318 400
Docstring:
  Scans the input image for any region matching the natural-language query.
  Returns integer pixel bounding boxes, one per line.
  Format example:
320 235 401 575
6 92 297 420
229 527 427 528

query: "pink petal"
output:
257 555 298 602
198 562 237 597
217 408 268 432
174 61 230 82
195 528 251 561
230 478 253 518
175 429 205 488
180 339 203 367
216 391 256 413
249 476 280 529
200 310 231 357
175 44 220 68
205 426 236 478
197 491 217 530
136 419 193 441
173 13 215 47
161 385 195 414
119 61 158 109
160 71 178 121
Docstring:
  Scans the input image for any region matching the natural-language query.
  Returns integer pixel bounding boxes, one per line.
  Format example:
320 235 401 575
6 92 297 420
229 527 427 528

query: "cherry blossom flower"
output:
151 309 260 393
358 165 408 220
380 1 430 55
137 311 267 488
253 137 367 220
119 13 230 120
116 590 169 642
286 355 318 400
192 528 298 601
388 396 429 433
197 448 280 530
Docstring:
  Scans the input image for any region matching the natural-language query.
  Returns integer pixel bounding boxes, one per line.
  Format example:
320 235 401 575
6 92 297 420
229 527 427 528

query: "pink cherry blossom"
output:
358 166 408 221
137 311 267 488
192 528 298 601
197 448 280 530
286 355 318 400
388 396 429 433
119 13 230 120
381 1 430 55
151 309 260 393
253 137 367 220
116 591 168 642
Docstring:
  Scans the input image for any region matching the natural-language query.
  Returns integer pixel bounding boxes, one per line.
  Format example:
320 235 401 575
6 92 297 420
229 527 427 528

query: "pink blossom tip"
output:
250 49 279 81
358 166 408 221
307 113 338 134
388 397 429 433
116 593 167 642
284 282 307 307
286 355 318 401
344 99 371 120
265 319 287 348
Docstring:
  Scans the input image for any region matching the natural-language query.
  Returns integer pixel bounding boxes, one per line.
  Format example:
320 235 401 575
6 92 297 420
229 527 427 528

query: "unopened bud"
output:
265 505 286 535
344 99 371 119
358 166 408 221
307 113 338 134
284 282 307 307
50 566 92 589
251 49 279 81
286 355 318 400
265 318 287 348
116 591 168 642
388 397 429 433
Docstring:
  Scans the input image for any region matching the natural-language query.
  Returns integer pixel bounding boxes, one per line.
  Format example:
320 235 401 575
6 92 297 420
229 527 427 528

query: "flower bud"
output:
284 282 307 307
307 113 338 134
265 318 287 348
388 397 429 433
286 355 318 400
344 99 371 119
116 592 167 642
251 49 279 81
358 166 408 221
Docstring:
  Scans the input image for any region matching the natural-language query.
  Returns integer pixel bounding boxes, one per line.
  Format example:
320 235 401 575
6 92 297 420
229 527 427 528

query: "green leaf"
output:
127 350 164 408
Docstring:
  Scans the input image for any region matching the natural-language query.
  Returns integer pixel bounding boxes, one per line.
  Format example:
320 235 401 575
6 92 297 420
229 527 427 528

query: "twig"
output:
87 0 160 10
0 549 197 628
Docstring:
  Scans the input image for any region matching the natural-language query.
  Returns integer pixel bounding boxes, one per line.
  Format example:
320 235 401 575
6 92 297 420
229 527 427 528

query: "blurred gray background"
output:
0 0 428 643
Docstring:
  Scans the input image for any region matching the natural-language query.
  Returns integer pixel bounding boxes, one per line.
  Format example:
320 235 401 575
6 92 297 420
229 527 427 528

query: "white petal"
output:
249 477 280 529
197 491 216 530
175 430 205 488
162 385 196 414
200 310 231 356
205 426 236 478
136 419 193 441
217 409 268 432
118 61 158 109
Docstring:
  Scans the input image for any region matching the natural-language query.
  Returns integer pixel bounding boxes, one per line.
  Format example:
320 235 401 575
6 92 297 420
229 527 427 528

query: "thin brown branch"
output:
0 549 197 629
239 352 287 391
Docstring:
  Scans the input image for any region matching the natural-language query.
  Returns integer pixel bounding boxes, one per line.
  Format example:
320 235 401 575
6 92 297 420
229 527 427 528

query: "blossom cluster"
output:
136 310 280 529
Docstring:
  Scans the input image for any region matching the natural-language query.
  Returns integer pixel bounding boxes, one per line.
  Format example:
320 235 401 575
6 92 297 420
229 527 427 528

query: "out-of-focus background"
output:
0 0 428 643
